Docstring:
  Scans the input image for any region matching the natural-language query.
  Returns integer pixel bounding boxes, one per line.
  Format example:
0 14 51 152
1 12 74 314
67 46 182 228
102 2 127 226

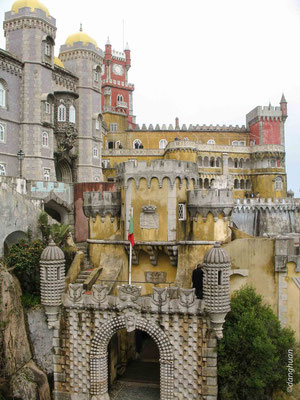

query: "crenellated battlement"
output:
132 123 248 132
116 159 199 189
188 189 234 220
83 191 121 219
246 105 283 126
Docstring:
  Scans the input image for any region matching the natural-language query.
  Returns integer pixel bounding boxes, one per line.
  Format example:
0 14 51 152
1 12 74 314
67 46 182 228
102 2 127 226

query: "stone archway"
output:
90 314 174 400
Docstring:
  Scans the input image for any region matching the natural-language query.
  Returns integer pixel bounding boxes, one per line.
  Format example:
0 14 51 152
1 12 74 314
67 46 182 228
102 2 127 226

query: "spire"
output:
280 93 287 104
125 42 130 50
80 23 82 32
106 36 111 45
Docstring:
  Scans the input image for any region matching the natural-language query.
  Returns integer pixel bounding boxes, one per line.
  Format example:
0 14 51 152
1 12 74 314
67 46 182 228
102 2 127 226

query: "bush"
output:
218 286 300 400
5 239 46 296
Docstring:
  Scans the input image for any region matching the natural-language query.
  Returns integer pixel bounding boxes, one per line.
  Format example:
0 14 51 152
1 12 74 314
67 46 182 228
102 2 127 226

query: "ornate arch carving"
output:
90 314 174 400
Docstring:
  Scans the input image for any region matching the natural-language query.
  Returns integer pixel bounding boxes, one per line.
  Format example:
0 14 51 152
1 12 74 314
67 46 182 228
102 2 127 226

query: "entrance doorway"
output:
108 329 160 400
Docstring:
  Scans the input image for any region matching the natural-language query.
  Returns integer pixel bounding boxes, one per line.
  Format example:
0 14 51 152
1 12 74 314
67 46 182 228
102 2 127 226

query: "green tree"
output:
218 286 300 400
38 211 71 246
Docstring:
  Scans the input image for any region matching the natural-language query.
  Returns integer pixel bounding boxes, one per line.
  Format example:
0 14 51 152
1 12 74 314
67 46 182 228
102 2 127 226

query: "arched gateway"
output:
90 314 174 400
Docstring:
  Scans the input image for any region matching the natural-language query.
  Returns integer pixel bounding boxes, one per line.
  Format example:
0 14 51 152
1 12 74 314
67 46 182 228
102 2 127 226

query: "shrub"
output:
5 239 46 296
218 286 300 400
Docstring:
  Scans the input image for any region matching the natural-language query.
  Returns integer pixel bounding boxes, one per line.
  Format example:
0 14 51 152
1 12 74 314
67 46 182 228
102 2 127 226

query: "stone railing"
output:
102 148 164 156
133 123 248 132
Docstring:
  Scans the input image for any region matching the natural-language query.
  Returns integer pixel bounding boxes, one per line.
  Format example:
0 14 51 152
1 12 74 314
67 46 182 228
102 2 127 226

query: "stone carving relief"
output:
140 205 159 229
118 284 141 310
152 287 168 306
67 283 85 303
124 311 138 332
92 285 108 303
145 271 167 284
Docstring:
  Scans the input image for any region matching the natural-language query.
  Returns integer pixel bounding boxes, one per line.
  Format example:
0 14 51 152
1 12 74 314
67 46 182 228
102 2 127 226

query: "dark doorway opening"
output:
108 329 160 400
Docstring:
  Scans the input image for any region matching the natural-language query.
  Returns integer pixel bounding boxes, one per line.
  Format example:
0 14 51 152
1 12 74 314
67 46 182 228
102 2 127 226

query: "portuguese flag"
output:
128 214 135 247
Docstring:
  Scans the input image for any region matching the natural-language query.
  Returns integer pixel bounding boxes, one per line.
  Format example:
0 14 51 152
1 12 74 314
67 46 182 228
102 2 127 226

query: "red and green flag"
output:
128 214 134 247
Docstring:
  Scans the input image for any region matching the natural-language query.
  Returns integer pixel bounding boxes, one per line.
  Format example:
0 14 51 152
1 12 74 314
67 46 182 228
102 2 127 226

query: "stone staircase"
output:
75 242 92 285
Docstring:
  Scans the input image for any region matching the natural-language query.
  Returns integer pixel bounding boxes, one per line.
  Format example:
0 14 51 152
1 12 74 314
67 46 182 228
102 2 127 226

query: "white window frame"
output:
159 139 168 149
45 102 51 114
94 71 99 82
69 105 76 123
207 139 216 145
178 203 186 221
93 147 99 158
274 176 283 191
0 163 6 176
0 82 6 108
133 139 142 149
110 123 118 132
43 168 50 181
102 159 110 168
58 104 66 122
96 119 100 130
45 43 51 57
0 124 5 143
42 131 49 147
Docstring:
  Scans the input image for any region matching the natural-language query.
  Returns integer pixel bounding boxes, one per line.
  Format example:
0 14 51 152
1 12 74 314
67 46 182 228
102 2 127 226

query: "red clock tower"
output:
101 38 135 129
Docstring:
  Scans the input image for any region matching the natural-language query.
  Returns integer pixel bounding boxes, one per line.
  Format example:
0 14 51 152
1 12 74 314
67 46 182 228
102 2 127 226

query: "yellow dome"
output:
11 0 50 16
54 57 64 68
65 31 98 48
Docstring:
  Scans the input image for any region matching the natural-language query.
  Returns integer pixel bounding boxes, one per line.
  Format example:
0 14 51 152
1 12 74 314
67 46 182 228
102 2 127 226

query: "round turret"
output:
11 0 50 16
202 242 231 339
40 238 66 328
203 242 230 265
65 31 98 48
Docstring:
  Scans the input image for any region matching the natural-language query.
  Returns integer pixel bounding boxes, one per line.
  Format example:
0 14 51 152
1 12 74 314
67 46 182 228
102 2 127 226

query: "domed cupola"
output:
202 242 231 339
11 0 50 16
40 238 66 329
65 25 98 49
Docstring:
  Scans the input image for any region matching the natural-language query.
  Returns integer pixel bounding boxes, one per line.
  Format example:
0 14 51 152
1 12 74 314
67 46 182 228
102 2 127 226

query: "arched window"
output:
210 157 215 167
109 123 118 132
93 147 98 158
0 81 6 108
133 139 142 149
58 104 66 122
43 168 50 181
69 105 76 123
0 124 4 142
275 176 283 191
159 139 168 149
0 164 6 176
234 158 238 168
96 119 100 130
42 131 49 147
45 42 51 57
207 139 215 145
234 179 240 189
117 94 124 103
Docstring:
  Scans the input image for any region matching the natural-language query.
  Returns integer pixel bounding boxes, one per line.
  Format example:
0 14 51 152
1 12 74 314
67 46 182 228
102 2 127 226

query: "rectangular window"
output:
45 43 51 56
96 119 100 130
0 123 5 142
178 203 186 221
110 123 118 132
45 102 51 114
94 71 99 82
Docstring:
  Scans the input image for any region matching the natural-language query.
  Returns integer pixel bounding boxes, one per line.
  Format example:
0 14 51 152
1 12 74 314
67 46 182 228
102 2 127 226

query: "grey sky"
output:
1 0 299 193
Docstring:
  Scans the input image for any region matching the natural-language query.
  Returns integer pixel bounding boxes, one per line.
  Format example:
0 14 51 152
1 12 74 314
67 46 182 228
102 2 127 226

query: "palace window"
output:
102 159 110 168
94 71 99 82
275 176 283 191
94 176 100 182
42 131 49 147
110 123 118 132
96 119 100 130
44 43 51 57
133 139 143 149
207 139 215 145
159 139 168 149
0 124 4 142
45 102 51 114
129 159 137 166
58 104 66 121
69 105 76 123
93 147 98 158
43 168 50 181
0 164 6 176
178 203 186 221
0 81 7 108
117 94 124 102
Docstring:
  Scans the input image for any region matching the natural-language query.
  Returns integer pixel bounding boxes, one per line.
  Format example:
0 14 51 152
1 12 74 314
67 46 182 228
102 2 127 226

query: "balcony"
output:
116 101 128 108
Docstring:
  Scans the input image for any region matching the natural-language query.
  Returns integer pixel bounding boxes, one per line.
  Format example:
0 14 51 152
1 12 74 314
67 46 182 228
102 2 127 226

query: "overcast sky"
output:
1 0 299 193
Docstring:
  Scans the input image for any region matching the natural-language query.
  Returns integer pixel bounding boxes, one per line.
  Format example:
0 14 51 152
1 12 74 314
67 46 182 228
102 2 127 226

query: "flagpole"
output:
129 241 132 285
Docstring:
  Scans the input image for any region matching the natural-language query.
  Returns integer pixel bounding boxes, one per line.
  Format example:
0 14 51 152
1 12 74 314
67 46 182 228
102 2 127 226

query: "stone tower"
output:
59 27 104 182
3 0 57 180
40 238 65 328
202 243 231 339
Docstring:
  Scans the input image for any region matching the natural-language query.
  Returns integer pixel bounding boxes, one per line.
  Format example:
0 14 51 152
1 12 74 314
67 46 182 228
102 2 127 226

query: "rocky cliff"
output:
0 264 51 400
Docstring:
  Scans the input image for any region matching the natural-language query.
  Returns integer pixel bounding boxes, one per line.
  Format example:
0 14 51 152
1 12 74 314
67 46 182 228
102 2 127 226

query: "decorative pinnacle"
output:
125 42 130 50
280 93 287 103
48 236 56 246
106 36 111 45
80 23 82 32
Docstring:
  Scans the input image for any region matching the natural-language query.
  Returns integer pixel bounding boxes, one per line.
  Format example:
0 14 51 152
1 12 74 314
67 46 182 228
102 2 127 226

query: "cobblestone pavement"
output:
110 382 160 400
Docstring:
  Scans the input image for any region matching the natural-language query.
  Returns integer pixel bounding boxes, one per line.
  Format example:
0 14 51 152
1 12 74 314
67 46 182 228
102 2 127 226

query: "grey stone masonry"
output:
83 191 121 219
188 189 234 221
